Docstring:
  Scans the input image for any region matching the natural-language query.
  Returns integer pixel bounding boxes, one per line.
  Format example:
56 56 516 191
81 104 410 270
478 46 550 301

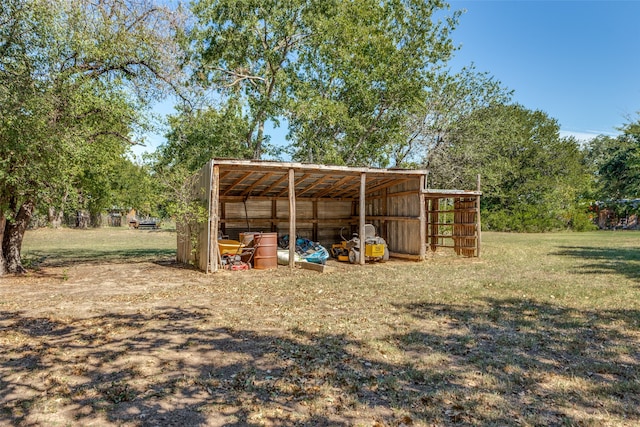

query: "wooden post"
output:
381 187 388 242
359 172 366 265
209 162 220 273
312 199 318 242
419 174 427 260
476 174 482 257
289 168 296 268
220 202 226 237
271 199 277 232
430 198 439 252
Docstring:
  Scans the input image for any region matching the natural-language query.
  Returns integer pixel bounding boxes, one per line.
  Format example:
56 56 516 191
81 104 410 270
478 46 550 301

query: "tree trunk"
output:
2 201 35 274
48 206 64 228
254 119 264 159
90 211 103 227
0 215 6 276
76 211 89 228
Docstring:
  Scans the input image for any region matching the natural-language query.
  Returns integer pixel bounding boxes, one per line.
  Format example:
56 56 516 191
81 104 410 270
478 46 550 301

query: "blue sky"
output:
448 0 640 141
138 0 640 156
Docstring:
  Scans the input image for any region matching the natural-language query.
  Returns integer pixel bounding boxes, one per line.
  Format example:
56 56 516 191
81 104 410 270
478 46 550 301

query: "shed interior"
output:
177 160 481 272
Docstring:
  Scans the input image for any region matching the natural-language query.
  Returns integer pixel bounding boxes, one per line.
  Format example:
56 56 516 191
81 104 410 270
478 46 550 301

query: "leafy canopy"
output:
586 117 640 201
444 104 593 231
0 0 184 273
0 0 184 216
186 0 461 167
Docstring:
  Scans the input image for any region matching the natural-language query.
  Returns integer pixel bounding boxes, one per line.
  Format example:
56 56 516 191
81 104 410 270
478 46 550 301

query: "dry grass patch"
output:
0 228 639 425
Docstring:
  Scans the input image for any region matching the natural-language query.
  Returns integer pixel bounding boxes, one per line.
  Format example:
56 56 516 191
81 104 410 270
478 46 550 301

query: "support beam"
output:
261 173 289 196
278 173 311 198
220 202 226 237
365 177 410 195
209 162 220 273
381 187 388 242
288 168 296 268
222 171 252 196
312 199 318 242
419 174 427 260
331 180 362 199
359 172 366 265
430 198 439 252
314 175 354 198
297 174 331 197
271 199 277 232
241 172 273 196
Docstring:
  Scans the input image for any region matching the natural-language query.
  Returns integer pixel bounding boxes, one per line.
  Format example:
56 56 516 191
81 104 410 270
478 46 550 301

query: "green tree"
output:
152 102 251 228
189 0 307 159
0 0 184 274
397 64 513 169
188 0 461 167
157 103 251 172
73 155 162 224
112 157 162 218
288 0 460 167
445 104 592 231
587 116 640 201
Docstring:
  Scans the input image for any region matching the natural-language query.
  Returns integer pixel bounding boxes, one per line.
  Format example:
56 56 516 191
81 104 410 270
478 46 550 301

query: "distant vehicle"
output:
129 217 160 230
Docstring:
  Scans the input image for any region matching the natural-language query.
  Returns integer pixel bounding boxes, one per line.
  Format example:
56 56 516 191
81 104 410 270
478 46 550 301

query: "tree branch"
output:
89 130 134 144
215 67 265 87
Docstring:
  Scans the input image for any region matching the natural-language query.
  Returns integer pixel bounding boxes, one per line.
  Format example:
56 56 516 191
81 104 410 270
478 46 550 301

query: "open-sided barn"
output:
177 159 481 272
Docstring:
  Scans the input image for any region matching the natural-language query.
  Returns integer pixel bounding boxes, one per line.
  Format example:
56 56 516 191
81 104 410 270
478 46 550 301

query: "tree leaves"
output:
587 119 640 201
190 0 306 159
443 104 592 231
188 0 461 166
0 0 185 272
288 0 460 167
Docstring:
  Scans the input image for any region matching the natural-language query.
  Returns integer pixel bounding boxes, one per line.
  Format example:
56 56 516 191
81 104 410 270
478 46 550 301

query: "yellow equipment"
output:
217 239 245 255
331 224 389 263
330 240 350 262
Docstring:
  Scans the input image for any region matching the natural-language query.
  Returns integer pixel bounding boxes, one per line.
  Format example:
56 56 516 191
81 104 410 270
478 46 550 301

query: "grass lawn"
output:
1 227 639 426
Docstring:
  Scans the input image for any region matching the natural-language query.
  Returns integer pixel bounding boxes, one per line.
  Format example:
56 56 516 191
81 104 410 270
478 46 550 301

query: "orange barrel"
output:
252 232 278 270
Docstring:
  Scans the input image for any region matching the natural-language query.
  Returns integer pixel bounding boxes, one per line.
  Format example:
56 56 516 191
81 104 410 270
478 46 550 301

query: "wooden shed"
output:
177 159 481 272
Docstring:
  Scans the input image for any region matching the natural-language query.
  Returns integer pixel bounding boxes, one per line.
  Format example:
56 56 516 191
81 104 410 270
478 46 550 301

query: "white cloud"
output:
559 129 619 142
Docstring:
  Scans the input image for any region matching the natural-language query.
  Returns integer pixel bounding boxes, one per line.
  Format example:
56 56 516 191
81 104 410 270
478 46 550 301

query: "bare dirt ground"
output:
2 229 640 426
1 246 430 427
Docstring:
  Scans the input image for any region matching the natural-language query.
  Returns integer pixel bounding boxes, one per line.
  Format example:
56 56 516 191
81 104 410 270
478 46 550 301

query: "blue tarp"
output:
279 235 329 265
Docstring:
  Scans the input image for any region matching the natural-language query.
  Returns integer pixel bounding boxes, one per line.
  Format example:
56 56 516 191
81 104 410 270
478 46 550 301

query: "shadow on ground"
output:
23 248 177 268
1 299 639 425
553 245 640 282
